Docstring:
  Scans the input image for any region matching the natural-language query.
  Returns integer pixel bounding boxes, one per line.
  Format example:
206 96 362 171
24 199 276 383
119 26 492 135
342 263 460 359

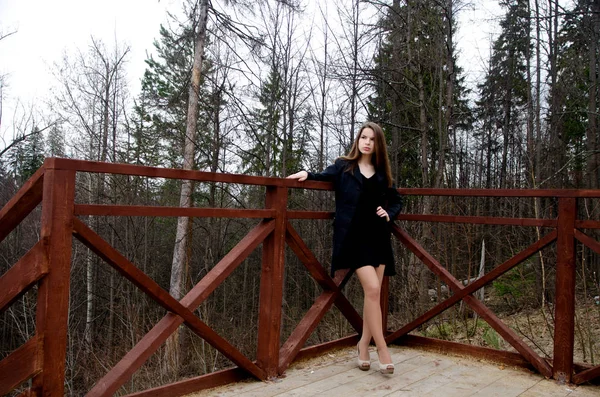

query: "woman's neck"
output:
358 154 372 166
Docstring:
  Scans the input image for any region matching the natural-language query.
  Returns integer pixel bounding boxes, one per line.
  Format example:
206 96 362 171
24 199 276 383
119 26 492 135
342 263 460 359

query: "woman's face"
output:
358 127 376 156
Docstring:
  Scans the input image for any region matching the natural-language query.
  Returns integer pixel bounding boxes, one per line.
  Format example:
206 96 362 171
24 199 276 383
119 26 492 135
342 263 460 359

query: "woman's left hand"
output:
376 206 390 222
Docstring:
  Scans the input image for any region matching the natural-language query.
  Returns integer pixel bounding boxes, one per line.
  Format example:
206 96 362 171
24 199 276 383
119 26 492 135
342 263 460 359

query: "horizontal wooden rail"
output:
397 214 557 227
74 204 276 218
45 158 332 190
397 187 600 198
43 158 600 197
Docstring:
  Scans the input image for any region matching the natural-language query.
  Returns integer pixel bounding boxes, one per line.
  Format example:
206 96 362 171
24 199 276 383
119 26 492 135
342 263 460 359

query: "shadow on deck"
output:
192 346 600 397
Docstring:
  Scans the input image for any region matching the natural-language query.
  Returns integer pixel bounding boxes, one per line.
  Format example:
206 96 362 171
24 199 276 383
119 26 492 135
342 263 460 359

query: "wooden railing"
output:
0 158 599 396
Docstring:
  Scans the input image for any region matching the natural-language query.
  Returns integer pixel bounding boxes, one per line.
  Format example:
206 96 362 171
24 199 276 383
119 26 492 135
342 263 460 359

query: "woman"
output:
287 121 402 374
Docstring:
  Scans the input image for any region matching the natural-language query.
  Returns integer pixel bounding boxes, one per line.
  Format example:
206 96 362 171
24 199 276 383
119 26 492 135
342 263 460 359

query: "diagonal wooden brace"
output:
285 222 362 331
79 219 274 397
73 219 266 380
392 225 553 378
277 269 353 374
387 231 557 343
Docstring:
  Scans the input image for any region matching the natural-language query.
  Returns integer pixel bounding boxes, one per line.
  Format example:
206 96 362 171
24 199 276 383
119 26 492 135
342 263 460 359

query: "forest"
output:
1 0 599 395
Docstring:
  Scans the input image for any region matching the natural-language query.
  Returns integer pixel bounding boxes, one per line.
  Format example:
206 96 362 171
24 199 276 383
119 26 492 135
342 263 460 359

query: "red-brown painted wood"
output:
0 241 48 312
397 213 556 227
286 210 334 219
392 225 553 378
0 337 41 396
277 270 353 373
284 222 362 330
386 231 557 343
0 165 44 243
574 229 600 255
396 187 600 198
180 220 274 309
72 219 266 381
399 335 535 369
41 158 600 197
45 157 332 190
31 169 76 397
553 197 577 383
292 335 359 362
123 367 250 397
74 204 276 218
572 364 600 384
575 220 600 229
86 220 274 397
257 186 287 378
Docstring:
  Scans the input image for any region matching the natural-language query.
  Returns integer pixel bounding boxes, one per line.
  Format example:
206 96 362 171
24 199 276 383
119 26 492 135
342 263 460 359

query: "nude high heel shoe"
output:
377 350 394 374
357 343 370 371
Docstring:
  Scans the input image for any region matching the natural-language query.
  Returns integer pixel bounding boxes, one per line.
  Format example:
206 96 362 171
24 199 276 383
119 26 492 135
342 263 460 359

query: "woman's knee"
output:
363 283 381 300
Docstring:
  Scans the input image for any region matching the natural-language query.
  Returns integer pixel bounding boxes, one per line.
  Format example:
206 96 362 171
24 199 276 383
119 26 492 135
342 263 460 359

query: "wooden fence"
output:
0 158 599 396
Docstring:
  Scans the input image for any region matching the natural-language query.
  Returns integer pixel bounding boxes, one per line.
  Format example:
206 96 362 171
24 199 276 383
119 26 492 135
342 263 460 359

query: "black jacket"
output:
307 158 403 275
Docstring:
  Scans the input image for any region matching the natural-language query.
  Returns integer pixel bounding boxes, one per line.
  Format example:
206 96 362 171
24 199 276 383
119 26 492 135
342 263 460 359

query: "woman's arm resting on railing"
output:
287 159 344 183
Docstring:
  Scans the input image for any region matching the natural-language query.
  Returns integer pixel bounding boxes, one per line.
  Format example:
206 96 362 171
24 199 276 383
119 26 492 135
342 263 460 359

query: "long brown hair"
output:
341 122 394 187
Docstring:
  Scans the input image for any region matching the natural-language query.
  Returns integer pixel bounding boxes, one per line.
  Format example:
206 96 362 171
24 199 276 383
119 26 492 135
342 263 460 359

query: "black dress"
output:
332 173 396 275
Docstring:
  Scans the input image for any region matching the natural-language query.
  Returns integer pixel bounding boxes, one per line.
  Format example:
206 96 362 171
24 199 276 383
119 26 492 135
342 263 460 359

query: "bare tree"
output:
167 0 209 372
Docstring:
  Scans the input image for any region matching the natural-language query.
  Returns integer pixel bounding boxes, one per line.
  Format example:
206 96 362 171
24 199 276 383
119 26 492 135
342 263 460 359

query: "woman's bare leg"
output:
356 265 391 364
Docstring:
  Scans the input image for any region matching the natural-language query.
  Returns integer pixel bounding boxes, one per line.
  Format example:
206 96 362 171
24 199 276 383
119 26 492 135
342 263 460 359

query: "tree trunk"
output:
167 0 209 374
586 2 599 189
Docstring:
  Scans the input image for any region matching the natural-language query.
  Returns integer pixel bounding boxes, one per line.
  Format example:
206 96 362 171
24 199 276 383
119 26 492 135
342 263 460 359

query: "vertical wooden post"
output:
553 197 576 383
31 169 76 397
256 186 287 378
380 276 389 334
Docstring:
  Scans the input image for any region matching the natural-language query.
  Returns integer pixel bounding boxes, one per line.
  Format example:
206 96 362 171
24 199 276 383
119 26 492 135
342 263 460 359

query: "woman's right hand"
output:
286 171 308 181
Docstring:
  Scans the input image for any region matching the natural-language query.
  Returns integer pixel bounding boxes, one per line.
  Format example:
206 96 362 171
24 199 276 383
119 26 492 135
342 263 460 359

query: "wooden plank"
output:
0 337 41 396
399 334 534 369
72 219 266 381
42 159 600 197
286 210 334 219
277 270 353 373
123 367 249 397
74 205 275 219
293 335 358 363
392 225 553 378
574 229 600 256
44 157 333 190
256 187 287 378
285 222 362 331
396 187 600 198
0 165 44 243
553 197 577 383
386 231 557 342
31 169 76 397
86 220 274 397
0 241 48 312
572 364 600 385
398 214 556 227
575 220 600 229
180 220 274 309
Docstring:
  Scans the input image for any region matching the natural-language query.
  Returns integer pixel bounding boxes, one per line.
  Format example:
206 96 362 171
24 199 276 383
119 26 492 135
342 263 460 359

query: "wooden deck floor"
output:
189 346 600 397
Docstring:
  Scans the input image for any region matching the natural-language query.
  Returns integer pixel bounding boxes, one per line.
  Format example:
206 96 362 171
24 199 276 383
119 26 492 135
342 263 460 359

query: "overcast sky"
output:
0 0 502 147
